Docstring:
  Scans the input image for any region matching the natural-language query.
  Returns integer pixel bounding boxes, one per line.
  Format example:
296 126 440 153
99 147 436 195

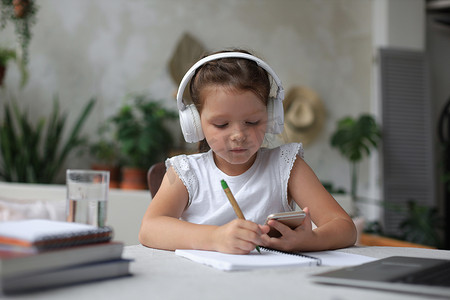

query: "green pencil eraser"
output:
220 179 228 189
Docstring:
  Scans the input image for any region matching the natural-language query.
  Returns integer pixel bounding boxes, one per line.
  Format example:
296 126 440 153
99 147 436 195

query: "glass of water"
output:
66 169 109 227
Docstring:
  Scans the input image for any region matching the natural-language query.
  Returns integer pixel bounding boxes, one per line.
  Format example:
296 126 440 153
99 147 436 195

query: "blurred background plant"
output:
0 47 15 66
89 122 120 167
88 122 121 188
0 0 38 67
0 46 15 86
399 200 443 248
0 96 96 183
0 46 27 86
107 93 177 189
330 114 382 209
110 94 177 169
364 199 444 248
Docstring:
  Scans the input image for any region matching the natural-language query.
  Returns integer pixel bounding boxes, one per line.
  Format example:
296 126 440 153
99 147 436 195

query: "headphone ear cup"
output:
266 97 284 134
179 104 204 143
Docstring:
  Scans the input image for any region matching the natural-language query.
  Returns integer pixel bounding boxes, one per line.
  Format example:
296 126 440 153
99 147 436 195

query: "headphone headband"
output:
176 52 285 143
176 52 285 111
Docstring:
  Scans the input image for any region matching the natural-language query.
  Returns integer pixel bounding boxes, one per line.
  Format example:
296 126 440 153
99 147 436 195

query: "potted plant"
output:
0 96 96 183
330 114 381 242
0 0 38 67
89 123 121 188
109 94 177 190
330 114 381 207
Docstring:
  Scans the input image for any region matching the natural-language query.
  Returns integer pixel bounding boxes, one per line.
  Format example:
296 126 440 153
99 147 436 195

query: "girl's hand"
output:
212 219 268 254
260 207 316 252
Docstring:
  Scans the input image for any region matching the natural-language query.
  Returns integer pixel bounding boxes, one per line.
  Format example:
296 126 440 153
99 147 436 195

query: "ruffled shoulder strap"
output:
279 143 304 210
165 154 198 206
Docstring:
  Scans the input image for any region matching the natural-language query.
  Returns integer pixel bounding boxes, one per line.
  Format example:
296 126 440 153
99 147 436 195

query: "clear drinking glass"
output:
66 169 109 227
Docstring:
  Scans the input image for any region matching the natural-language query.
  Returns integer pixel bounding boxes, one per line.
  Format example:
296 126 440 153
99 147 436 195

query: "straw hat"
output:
282 86 326 146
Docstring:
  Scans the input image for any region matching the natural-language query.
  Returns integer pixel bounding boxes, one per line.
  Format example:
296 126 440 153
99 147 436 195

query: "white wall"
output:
0 0 373 193
372 0 425 50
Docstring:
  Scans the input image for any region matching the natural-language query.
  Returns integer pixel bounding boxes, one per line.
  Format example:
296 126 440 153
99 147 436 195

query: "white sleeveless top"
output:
165 143 304 225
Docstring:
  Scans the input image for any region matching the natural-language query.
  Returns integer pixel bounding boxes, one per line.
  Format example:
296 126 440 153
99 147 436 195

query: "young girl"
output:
139 49 356 254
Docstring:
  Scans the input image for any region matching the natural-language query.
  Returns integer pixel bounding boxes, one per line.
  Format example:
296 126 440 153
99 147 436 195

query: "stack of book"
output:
0 219 131 295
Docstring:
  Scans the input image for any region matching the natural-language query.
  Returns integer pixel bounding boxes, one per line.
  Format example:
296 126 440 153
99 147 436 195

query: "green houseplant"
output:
0 0 38 66
0 47 15 86
364 199 444 248
330 114 382 210
0 46 27 86
398 200 443 248
89 122 121 188
0 96 96 183
109 94 177 189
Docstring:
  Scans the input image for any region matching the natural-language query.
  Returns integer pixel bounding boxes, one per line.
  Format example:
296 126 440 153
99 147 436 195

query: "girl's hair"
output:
189 49 272 152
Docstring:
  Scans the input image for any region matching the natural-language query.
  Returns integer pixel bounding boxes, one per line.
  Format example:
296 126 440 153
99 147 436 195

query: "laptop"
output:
312 256 450 297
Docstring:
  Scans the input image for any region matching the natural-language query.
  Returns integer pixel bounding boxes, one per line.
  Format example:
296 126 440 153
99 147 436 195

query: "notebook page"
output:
175 248 318 271
304 250 377 266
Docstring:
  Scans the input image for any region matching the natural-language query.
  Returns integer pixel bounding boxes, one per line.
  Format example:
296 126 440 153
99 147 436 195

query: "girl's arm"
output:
138 166 266 254
261 156 357 252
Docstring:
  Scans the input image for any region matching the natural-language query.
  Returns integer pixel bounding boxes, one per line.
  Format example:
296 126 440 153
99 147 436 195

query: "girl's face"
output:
199 86 268 175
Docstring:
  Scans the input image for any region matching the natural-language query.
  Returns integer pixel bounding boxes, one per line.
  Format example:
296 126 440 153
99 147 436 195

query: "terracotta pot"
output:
120 167 147 190
13 0 30 18
91 164 121 189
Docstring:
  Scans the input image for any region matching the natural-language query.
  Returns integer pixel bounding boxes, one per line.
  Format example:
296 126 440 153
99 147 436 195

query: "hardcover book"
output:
0 241 124 278
1 258 132 295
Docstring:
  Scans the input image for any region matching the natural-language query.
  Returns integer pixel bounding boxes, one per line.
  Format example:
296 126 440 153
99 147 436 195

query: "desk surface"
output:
7 245 450 300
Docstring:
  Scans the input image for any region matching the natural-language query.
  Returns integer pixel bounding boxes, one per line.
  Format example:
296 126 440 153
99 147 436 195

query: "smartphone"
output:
265 210 306 238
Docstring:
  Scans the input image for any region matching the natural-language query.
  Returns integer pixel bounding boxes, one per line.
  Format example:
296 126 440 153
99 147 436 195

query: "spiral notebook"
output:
175 247 376 271
175 247 321 271
0 219 113 252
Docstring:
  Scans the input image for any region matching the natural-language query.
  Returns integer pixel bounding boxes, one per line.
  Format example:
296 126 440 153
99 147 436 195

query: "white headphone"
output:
176 52 285 143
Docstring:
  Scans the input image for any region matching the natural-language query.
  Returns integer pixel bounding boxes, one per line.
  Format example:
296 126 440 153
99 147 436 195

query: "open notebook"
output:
175 247 375 271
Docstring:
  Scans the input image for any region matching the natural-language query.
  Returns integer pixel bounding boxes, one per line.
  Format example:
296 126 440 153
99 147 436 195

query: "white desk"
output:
6 245 450 300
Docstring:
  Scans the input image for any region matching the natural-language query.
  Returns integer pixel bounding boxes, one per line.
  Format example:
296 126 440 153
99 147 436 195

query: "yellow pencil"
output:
221 179 261 254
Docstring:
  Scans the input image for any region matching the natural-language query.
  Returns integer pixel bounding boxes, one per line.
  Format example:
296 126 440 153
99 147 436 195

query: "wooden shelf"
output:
359 233 436 249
